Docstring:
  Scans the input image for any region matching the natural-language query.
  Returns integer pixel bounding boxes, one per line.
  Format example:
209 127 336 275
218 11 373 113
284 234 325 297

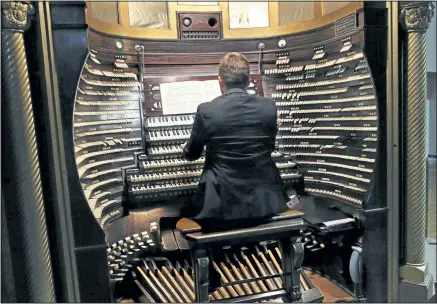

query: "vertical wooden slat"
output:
314 2 323 19
118 2 129 26
269 1 279 27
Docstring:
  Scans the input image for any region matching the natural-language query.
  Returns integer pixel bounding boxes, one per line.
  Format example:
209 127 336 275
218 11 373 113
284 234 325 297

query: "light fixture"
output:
278 39 286 48
115 40 123 50
135 44 144 52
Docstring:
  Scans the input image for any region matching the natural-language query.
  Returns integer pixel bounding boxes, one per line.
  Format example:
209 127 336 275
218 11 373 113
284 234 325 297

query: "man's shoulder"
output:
253 95 277 110
257 95 275 104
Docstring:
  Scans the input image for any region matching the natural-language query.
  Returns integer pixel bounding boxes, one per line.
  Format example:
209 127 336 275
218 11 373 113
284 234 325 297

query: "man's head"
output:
218 52 250 93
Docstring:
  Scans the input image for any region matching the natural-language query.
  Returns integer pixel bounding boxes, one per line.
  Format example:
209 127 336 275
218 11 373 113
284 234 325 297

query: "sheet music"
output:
160 80 222 115
202 79 222 102
160 81 204 115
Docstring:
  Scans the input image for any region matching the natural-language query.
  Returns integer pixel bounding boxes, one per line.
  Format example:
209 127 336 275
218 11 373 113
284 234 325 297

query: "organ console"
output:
74 6 385 299
6 1 426 303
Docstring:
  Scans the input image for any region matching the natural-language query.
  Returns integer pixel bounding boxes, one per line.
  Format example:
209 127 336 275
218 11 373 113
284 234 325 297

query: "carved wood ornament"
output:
1 1 34 31
400 1 435 32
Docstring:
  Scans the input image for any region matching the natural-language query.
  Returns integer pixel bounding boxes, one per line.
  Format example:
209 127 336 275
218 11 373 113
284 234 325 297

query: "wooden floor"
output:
304 270 355 303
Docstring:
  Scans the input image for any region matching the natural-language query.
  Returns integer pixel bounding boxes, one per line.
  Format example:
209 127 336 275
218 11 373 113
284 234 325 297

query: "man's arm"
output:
182 109 206 161
272 106 280 151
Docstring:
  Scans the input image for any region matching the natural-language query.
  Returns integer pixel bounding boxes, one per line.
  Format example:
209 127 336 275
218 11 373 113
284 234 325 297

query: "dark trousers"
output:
173 195 222 291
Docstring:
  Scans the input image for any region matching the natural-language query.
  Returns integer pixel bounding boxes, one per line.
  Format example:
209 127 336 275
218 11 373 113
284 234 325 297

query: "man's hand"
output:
179 142 187 152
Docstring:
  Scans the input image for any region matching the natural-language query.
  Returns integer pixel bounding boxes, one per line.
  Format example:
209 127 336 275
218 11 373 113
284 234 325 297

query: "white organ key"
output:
84 168 121 179
94 200 120 219
75 128 140 138
83 178 122 198
341 105 376 112
75 110 139 116
75 148 126 164
75 137 141 151
77 157 134 177
141 157 204 169
76 100 136 106
295 152 375 163
307 170 371 183
298 161 373 173
74 118 136 127
304 178 367 193
310 126 377 132
280 135 339 139
280 172 300 179
88 192 115 211
305 188 362 205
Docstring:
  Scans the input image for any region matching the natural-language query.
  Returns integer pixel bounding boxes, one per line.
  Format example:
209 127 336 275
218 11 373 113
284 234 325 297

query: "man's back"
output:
187 88 288 220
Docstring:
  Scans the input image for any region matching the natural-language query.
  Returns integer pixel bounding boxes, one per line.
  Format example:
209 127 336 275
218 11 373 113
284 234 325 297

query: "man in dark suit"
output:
180 52 288 223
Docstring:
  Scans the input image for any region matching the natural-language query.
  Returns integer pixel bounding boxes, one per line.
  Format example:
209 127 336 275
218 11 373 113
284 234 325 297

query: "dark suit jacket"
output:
182 88 288 220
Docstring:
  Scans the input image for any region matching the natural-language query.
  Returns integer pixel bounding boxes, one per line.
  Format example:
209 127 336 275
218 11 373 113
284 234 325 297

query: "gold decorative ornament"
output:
400 2 435 32
1 1 35 31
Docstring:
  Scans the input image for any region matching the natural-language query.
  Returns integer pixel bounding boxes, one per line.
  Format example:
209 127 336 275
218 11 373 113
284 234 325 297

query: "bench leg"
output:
280 237 304 302
192 248 210 302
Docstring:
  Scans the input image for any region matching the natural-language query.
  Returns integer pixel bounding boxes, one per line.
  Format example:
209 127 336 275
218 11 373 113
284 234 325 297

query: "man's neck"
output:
223 87 246 94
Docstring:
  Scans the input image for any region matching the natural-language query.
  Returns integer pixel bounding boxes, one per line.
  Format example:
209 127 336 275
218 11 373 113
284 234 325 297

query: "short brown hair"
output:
218 52 250 89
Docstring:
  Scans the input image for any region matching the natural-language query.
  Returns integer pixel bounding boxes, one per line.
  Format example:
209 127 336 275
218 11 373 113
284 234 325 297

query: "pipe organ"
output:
74 10 385 299
7 1 396 303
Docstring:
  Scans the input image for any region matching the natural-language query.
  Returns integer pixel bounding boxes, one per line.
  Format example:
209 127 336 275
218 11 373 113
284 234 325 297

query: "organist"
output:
179 52 289 226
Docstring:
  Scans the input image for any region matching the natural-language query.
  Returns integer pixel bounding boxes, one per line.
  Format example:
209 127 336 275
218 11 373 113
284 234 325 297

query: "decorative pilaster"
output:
1 2 56 302
399 0 435 292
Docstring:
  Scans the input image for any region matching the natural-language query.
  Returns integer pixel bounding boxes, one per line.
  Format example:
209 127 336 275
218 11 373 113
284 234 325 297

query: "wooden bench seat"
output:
176 209 305 302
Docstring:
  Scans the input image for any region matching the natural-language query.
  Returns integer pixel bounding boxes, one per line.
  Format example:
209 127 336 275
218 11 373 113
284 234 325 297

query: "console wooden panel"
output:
85 1 363 40
177 12 222 40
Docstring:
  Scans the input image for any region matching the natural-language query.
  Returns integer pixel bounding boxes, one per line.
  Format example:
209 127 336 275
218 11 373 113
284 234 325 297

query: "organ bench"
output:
176 210 306 302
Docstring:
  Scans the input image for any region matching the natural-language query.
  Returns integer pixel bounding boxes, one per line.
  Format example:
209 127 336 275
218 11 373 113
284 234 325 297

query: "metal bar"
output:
233 254 261 293
211 289 287 303
242 253 268 292
386 1 400 302
225 254 253 295
219 262 246 296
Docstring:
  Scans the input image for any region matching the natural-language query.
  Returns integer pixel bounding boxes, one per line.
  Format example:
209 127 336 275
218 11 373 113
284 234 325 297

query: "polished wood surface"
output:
304 270 355 303
176 218 202 234
277 209 304 218
86 26 364 63
177 12 222 39
86 1 363 40
105 203 183 245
